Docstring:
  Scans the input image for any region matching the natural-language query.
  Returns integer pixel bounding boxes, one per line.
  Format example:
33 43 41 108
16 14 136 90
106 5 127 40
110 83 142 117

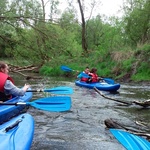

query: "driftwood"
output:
8 64 42 80
94 87 150 107
133 99 150 107
12 70 42 80
94 87 132 105
105 118 150 141
9 64 39 72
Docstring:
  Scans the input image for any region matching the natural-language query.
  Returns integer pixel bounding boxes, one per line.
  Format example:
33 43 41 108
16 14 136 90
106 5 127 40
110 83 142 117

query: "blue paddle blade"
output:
103 78 115 84
28 96 71 112
110 129 150 150
60 65 73 72
44 86 73 94
81 72 90 78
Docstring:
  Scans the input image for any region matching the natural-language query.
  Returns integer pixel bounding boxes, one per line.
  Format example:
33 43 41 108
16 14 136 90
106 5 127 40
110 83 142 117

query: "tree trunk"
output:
77 0 88 52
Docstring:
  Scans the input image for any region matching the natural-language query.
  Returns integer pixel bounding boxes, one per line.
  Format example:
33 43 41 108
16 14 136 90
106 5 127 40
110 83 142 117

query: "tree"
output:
123 0 150 46
77 0 87 52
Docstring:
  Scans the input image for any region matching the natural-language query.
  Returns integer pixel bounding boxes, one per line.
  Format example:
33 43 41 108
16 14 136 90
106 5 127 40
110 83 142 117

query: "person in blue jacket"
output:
0 61 30 102
77 67 91 82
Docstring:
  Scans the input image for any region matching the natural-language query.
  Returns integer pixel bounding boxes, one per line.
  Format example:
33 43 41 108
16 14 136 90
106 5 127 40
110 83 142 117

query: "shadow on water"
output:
14 74 150 150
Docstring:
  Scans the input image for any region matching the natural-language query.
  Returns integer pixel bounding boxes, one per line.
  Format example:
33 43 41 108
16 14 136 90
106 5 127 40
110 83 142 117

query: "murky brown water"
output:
14 74 150 150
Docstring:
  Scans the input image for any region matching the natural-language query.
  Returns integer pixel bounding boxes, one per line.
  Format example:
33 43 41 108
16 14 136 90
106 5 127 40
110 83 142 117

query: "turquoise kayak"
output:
0 89 32 124
0 113 34 150
110 129 150 150
75 80 120 91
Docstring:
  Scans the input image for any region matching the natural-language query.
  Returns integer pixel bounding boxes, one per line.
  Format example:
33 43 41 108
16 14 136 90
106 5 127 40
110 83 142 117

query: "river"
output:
14 74 150 150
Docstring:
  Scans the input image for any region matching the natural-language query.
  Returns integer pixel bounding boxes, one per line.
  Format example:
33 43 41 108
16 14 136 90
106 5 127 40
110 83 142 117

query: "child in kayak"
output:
88 68 102 83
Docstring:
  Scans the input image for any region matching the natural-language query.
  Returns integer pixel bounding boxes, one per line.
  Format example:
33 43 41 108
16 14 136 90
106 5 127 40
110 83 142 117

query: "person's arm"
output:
77 73 82 79
4 80 30 96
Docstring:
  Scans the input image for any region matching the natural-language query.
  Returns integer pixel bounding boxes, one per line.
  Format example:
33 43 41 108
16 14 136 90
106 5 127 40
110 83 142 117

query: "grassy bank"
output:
2 44 149 82
40 44 150 82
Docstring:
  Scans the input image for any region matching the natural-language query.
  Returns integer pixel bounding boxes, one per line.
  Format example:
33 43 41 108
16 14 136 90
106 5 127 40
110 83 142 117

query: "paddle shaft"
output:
26 86 73 94
27 89 43 92
0 102 65 105
0 102 27 106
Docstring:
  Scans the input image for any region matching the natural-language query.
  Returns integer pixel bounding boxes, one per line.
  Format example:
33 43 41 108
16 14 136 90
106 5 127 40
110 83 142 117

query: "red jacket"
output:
89 73 99 82
81 77 89 82
0 72 14 98
0 72 14 92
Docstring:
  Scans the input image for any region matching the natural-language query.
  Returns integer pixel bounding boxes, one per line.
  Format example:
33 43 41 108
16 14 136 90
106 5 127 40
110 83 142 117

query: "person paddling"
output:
77 67 91 82
0 61 30 102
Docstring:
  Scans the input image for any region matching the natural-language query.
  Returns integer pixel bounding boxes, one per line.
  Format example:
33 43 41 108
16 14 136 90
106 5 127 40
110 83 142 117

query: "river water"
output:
14 74 150 150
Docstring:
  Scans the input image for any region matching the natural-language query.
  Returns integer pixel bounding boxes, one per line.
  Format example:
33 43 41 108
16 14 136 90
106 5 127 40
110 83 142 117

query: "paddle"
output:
60 65 76 72
27 86 73 95
61 65 115 84
0 96 71 112
110 129 150 150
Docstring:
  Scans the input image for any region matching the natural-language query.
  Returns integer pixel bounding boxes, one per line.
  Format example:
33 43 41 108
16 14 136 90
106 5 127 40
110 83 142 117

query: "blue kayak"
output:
0 113 34 150
75 80 120 91
110 129 150 150
0 89 32 124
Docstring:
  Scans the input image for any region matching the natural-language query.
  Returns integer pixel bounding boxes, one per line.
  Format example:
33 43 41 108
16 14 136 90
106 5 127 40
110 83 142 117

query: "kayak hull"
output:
0 113 34 150
0 89 32 124
110 129 150 150
75 80 120 91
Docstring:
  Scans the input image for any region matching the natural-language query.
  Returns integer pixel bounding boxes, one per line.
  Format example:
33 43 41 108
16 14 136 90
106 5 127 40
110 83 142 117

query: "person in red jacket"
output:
89 68 101 83
0 61 30 102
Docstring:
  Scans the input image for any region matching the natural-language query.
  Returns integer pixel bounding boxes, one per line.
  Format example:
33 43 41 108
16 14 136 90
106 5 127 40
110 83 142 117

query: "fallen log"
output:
94 87 132 105
94 87 150 107
133 99 150 108
8 63 42 80
105 118 150 141
12 70 42 80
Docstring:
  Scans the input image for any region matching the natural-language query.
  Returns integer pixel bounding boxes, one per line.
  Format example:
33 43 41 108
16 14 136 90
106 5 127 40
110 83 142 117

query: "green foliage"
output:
132 72 150 81
122 58 134 72
138 62 149 73
39 66 52 76
123 0 150 46
39 65 62 76
0 0 150 82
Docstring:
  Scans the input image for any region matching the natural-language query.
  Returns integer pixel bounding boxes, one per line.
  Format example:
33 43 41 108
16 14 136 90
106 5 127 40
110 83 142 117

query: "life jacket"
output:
89 73 99 82
79 71 89 82
0 72 14 101
80 77 89 82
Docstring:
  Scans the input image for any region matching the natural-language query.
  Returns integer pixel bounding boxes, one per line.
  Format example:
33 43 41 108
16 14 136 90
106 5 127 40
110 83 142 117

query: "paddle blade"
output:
44 86 73 94
60 65 73 72
103 78 115 84
110 129 150 150
28 96 71 112
81 72 90 78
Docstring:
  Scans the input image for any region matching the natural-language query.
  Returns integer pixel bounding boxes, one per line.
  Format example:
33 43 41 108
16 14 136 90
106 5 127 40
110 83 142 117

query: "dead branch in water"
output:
12 70 42 80
93 87 131 105
133 100 150 107
94 87 150 107
8 63 42 80
105 118 150 141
